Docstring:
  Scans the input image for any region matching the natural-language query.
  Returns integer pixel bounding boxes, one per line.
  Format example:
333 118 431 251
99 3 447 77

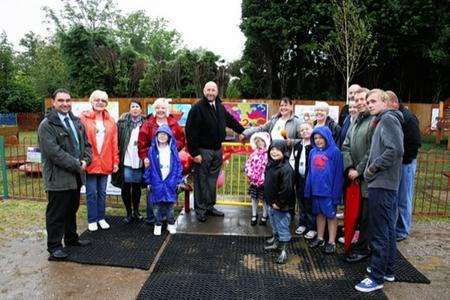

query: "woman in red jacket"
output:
80 90 119 231
137 98 185 224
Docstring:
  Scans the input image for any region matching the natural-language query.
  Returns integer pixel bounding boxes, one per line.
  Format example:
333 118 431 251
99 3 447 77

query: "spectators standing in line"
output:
385 91 421 242
263 140 295 264
143 124 183 235
293 122 316 240
244 132 271 226
138 98 185 225
339 83 362 127
305 126 344 254
355 89 404 293
313 101 341 144
38 89 92 260
80 90 119 232
341 87 374 262
338 97 359 149
185 81 245 222
112 99 145 223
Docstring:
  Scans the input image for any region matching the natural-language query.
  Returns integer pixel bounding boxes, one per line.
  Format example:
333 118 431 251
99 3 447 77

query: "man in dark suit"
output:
185 82 245 222
38 89 92 260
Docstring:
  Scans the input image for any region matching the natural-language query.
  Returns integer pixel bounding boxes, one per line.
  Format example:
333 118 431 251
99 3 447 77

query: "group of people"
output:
39 80 420 294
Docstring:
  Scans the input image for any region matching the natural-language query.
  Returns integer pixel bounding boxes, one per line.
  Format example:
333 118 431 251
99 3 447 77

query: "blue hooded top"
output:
143 124 183 204
304 126 343 204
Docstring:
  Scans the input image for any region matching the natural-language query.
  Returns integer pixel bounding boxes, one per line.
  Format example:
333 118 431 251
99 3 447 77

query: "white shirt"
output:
270 118 287 140
158 144 171 180
95 120 106 154
299 143 307 177
124 126 142 168
57 113 79 144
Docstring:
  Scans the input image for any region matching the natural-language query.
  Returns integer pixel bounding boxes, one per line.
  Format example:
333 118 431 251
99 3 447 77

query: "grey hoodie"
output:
364 109 404 191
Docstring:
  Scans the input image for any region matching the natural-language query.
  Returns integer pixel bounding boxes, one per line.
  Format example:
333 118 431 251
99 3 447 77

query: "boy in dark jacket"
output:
263 140 295 264
144 124 183 236
305 126 344 254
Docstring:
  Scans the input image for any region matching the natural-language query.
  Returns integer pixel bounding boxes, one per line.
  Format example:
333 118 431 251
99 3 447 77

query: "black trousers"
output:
193 148 222 217
46 186 81 253
121 182 142 216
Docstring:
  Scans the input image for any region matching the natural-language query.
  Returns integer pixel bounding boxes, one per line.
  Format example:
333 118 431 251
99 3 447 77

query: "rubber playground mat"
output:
66 216 166 270
138 234 430 299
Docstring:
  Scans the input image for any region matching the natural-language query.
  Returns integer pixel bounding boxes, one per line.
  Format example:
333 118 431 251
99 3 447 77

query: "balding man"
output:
386 91 421 242
185 81 245 222
339 83 362 127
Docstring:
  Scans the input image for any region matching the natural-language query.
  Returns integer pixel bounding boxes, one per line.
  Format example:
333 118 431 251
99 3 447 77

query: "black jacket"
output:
38 109 92 191
111 113 145 188
400 105 421 164
264 141 295 211
185 97 245 157
293 141 312 185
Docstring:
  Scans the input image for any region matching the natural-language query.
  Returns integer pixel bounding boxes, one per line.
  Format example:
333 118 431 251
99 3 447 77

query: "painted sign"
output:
147 103 192 127
223 102 268 127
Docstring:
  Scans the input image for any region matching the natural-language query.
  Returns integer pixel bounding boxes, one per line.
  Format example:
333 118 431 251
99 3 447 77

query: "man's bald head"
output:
203 81 218 102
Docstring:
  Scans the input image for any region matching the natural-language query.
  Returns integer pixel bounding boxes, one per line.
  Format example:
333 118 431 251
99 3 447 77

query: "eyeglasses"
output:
93 99 108 104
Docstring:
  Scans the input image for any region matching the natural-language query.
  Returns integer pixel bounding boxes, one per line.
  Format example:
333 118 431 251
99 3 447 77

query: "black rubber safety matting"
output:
140 234 431 299
66 216 166 270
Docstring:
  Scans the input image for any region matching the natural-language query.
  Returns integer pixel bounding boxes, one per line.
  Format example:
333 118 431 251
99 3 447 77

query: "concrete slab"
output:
176 205 272 236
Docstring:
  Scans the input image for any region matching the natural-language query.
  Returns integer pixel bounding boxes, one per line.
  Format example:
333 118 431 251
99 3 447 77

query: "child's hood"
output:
250 132 271 151
267 140 289 164
153 124 175 146
310 126 336 150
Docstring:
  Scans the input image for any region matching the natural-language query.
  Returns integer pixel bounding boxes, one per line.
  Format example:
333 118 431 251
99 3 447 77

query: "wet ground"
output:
0 204 449 299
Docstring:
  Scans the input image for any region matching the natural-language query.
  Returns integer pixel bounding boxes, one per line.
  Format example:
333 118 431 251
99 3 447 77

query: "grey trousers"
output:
193 148 223 216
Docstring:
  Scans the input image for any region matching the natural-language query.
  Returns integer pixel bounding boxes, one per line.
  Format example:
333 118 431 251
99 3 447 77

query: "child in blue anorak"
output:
305 126 343 254
144 124 183 236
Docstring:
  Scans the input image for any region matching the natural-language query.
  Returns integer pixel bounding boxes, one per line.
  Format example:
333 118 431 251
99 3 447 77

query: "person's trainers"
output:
154 225 162 236
309 238 325 248
250 215 257 226
167 224 176 234
98 219 110 230
295 226 306 235
323 243 336 254
336 212 344 220
304 230 317 240
366 267 395 282
338 236 345 244
355 278 383 292
88 222 98 232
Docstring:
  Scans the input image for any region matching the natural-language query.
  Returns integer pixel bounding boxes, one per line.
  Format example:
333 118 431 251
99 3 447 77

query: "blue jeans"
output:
396 159 417 239
368 188 398 284
86 174 108 223
296 177 316 231
146 187 155 222
153 202 175 225
269 207 292 242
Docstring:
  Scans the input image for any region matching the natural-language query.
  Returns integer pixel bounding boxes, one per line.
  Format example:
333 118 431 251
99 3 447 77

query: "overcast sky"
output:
0 0 246 62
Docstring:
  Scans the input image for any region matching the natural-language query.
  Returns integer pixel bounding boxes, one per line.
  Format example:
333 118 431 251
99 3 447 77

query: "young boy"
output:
293 122 316 239
263 140 295 264
355 89 404 293
305 126 343 254
144 124 183 235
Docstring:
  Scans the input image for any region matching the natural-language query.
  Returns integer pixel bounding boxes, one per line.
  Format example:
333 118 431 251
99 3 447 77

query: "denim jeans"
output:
269 207 292 242
146 187 155 222
368 188 398 284
86 174 108 223
396 159 417 239
153 202 175 225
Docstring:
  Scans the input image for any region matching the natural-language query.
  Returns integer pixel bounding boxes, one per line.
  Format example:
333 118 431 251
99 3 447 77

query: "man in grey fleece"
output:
355 89 404 293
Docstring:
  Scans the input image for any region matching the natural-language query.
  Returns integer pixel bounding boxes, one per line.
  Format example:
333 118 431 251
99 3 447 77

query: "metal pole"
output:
0 136 9 199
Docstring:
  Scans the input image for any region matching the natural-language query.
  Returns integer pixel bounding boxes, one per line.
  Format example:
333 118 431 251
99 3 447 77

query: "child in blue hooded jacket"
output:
305 126 343 254
144 124 183 236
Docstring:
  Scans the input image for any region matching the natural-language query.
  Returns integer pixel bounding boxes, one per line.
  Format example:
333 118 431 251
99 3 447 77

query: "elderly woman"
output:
137 98 185 224
112 99 145 223
241 97 301 142
313 101 341 144
80 90 119 231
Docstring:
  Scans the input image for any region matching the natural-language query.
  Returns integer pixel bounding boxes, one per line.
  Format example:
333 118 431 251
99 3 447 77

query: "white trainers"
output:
167 224 177 234
304 230 317 240
338 236 345 244
295 226 306 235
88 222 98 231
336 212 344 220
98 219 110 230
154 225 162 236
